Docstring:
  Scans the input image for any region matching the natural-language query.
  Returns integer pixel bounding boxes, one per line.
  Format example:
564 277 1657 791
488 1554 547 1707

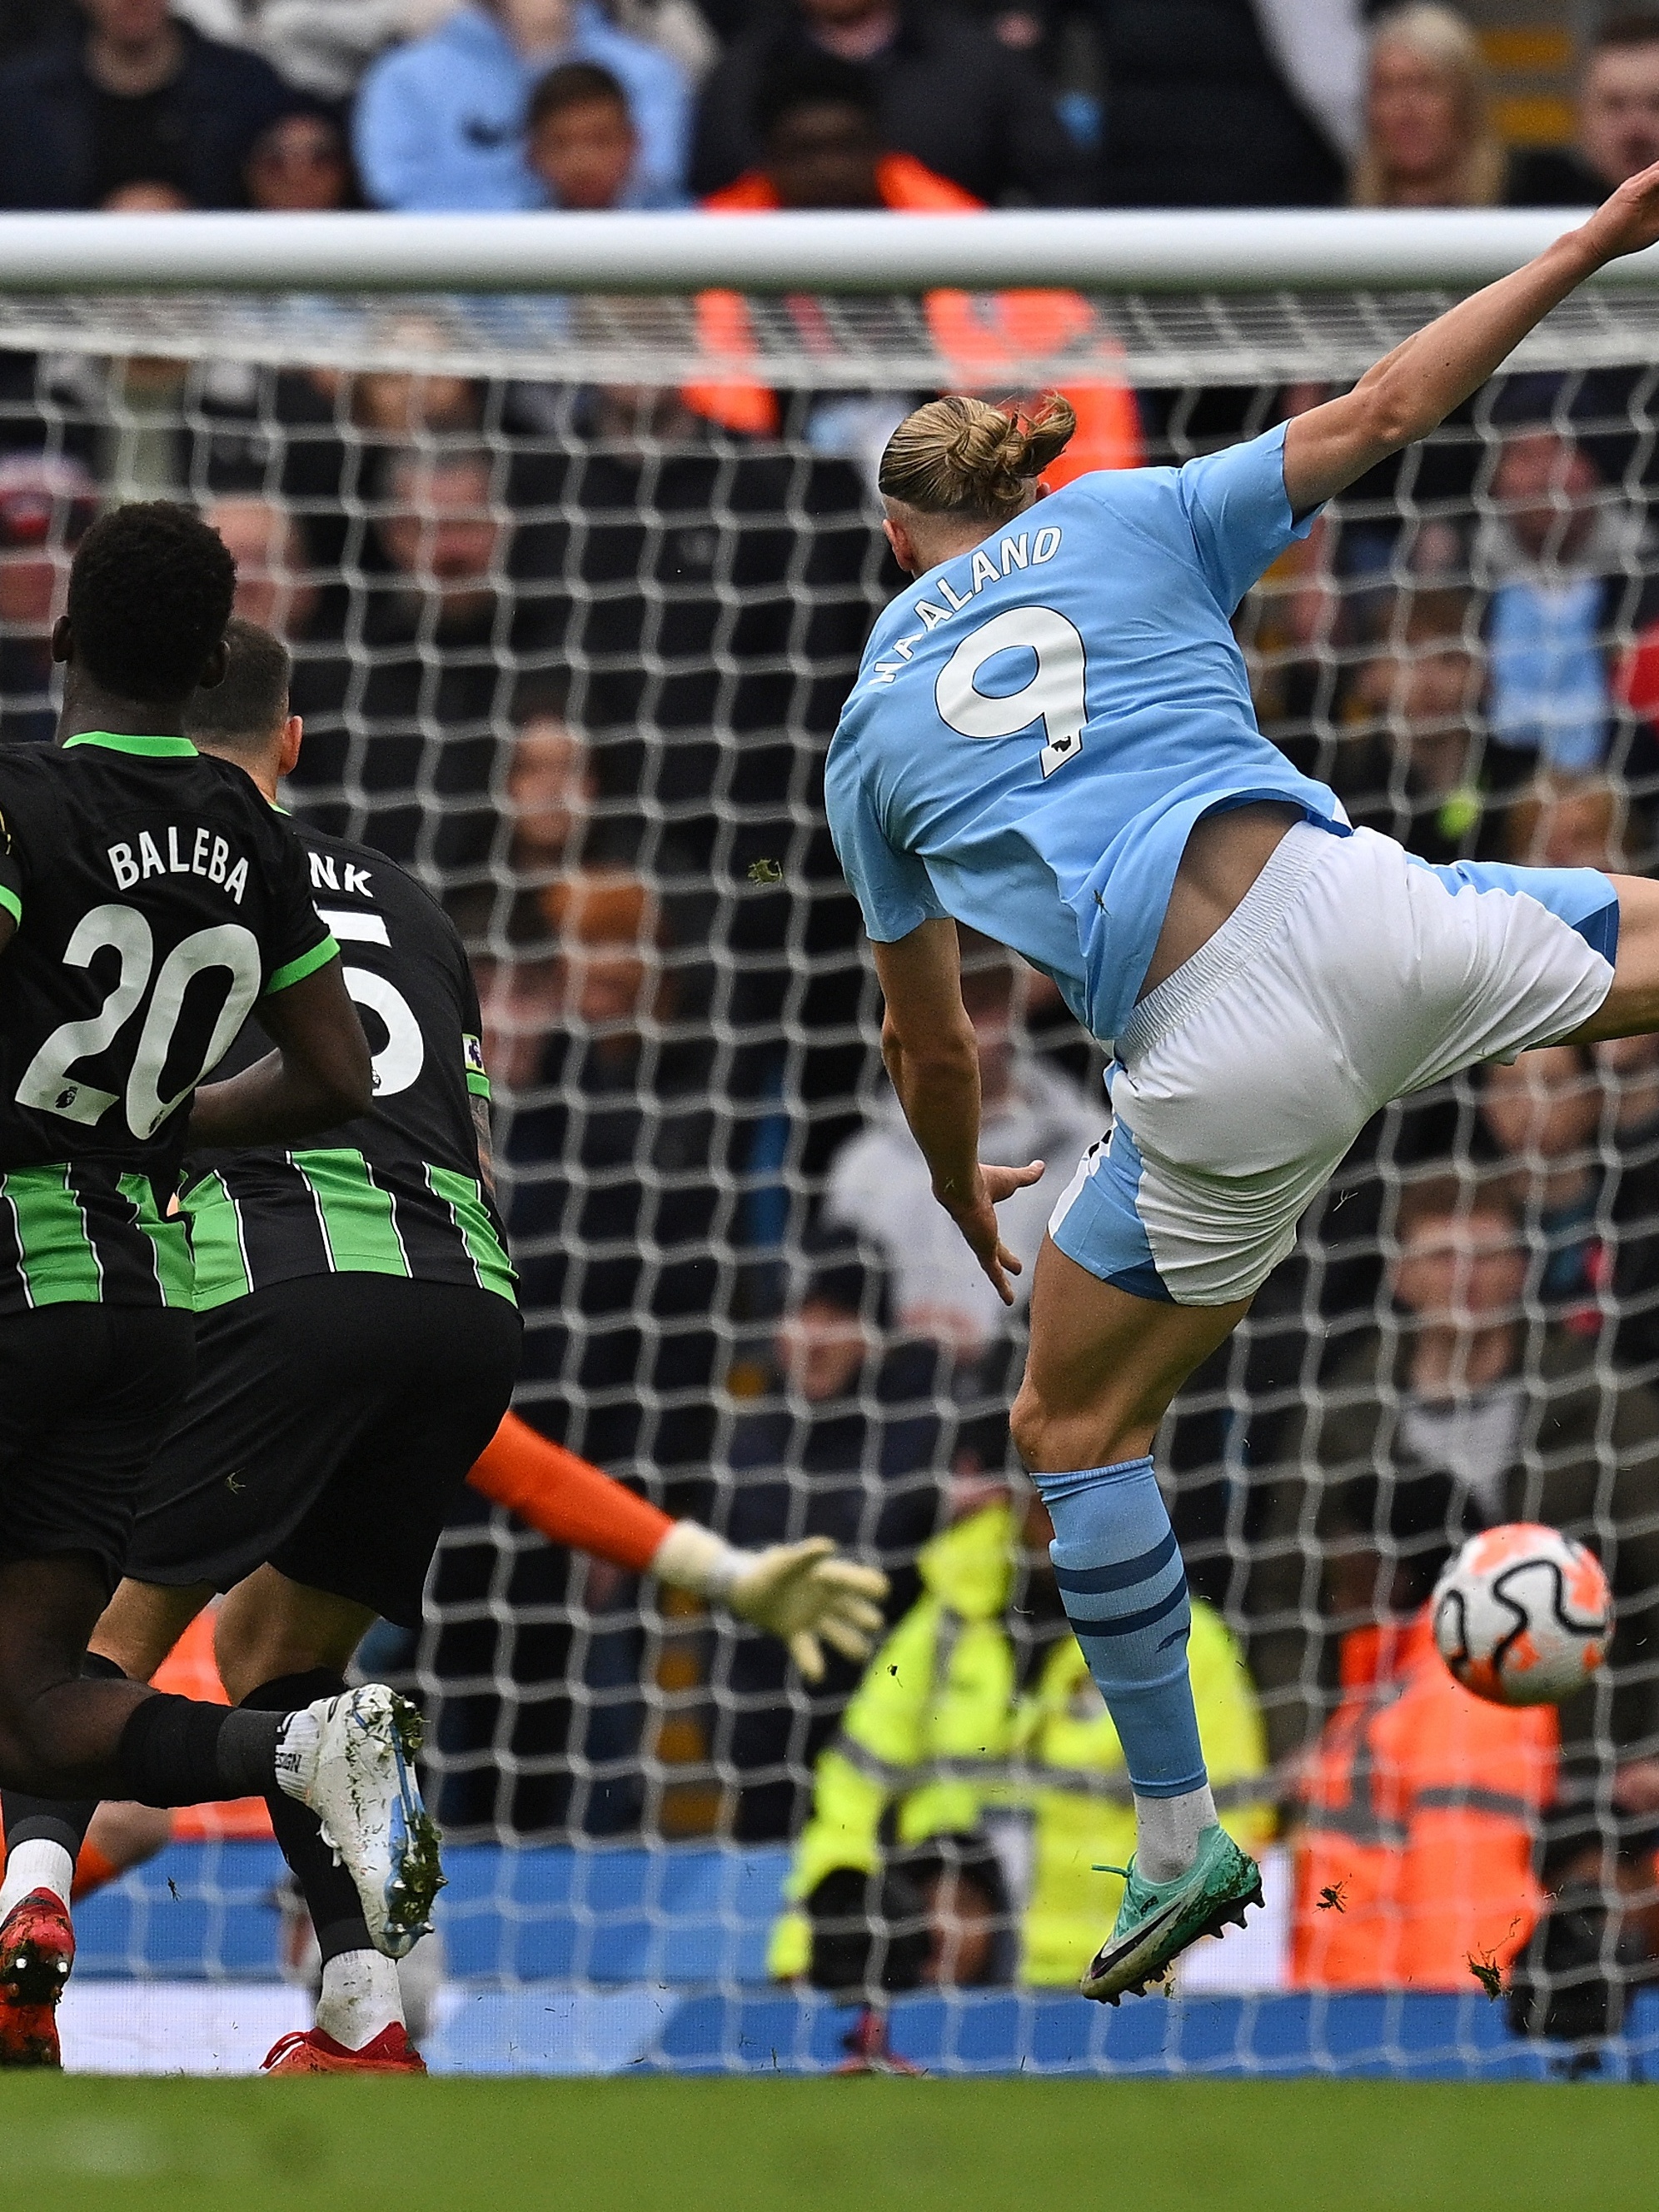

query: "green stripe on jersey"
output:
2 1166 102 1305
463 1034 491 1099
0 885 20 926
426 1165 517 1304
293 1148 411 1278
266 936 340 996
62 731 197 759
117 1174 192 1307
177 1172 252 1311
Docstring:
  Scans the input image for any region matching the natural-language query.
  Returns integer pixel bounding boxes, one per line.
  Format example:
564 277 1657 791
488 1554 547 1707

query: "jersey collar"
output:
63 731 198 758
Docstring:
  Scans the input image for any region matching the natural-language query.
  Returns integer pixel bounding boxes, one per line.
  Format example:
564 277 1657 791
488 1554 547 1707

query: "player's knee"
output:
1012 1375 1148 1474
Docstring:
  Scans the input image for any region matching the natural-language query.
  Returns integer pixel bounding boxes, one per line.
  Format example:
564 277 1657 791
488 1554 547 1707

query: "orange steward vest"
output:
1291 1608 1555 1990
685 156 1141 479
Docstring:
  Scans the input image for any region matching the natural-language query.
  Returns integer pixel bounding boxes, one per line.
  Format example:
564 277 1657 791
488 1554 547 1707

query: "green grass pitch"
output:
4 2076 1658 2212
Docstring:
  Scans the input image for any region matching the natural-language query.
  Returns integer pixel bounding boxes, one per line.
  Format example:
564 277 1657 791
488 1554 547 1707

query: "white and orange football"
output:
1432 1522 1612 1706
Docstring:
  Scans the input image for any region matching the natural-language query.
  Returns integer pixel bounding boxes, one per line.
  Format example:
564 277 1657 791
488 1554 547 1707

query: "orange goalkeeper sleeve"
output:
466 1411 672 1574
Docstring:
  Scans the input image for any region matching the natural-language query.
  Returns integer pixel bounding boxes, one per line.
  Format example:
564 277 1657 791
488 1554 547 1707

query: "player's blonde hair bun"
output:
877 393 1076 522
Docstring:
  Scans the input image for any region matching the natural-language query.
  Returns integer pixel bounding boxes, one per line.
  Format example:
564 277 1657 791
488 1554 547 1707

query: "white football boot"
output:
286 1684 444 1960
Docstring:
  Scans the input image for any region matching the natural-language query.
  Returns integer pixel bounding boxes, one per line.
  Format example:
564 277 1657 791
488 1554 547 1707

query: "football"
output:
1432 1523 1612 1706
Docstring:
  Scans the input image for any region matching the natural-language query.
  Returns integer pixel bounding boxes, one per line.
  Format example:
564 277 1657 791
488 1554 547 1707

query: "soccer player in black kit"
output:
3 618 524 2074
0 509 447 2067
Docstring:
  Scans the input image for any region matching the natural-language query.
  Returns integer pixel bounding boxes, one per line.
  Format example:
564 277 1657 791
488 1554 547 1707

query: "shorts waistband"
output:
1118 820 1338 1069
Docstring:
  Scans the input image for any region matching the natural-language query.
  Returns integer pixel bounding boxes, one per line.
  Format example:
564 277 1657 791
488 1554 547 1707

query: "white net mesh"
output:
26 281 1659 2078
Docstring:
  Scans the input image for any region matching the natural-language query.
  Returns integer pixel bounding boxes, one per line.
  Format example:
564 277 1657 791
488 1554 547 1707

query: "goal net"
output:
14 218 1659 2078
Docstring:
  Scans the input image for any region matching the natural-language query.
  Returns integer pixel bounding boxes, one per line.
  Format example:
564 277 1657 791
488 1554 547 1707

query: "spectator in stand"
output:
1577 12 1659 199
505 700 600 885
1289 1467 1557 1991
1479 1038 1659 1372
171 1 450 103
243 104 359 212
0 0 300 208
1481 405 1657 782
0 452 97 748
1352 4 1600 210
1479 1049 1606 1318
496 866 726 1477
1248 1173 1659 1782
447 688 671 948
525 58 682 208
690 0 1086 207
206 493 317 635
318 441 543 880
1505 771 1634 874
767 1487 1271 1993
718 1230 948 1841
201 491 348 739
1596 1030 1659 1375
511 371 876 864
823 926 1100 1364
1089 0 1367 209
1339 591 1528 868
354 0 690 212
687 57 1141 475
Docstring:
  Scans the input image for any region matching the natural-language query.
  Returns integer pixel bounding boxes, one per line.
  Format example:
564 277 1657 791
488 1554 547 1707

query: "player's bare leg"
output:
1010 1242 1263 2000
90 1579 217 1685
1011 1243 1249 1474
212 1567 376 1702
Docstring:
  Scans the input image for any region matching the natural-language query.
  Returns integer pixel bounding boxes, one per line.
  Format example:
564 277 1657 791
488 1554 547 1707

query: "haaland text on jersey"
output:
864 521 1067 680
107 827 255 904
825 422 1347 1049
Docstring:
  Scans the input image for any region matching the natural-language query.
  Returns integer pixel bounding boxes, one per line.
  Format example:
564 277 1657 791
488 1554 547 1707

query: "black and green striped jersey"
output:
0 733 336 1317
182 822 515 1311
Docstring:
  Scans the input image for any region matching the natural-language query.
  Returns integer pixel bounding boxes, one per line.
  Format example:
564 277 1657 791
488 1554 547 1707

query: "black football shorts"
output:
0 1305 196 1593
125 1275 522 1627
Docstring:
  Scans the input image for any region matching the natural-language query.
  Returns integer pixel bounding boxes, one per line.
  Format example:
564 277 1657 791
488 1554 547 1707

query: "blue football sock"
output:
1033 1456 1207 1800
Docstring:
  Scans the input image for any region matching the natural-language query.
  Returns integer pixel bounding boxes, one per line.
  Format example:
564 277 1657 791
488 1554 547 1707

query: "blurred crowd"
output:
8 0 1659 2031
4 2 1659 222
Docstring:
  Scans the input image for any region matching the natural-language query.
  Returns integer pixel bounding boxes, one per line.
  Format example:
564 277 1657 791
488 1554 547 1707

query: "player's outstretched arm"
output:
871 920 1043 1304
468 1415 888 1682
187 959 371 1148
1283 157 1659 514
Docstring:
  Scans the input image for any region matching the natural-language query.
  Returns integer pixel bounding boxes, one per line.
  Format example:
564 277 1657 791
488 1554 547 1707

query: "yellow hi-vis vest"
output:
1014 1615 1273 1986
769 1502 1273 1984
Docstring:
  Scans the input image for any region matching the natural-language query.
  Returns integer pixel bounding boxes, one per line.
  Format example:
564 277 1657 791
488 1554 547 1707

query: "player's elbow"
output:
330 1051 374 1124
1351 373 1424 456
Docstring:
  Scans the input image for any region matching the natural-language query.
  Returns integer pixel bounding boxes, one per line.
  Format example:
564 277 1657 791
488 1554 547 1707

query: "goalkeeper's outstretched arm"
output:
466 1414 888 1681
1283 158 1659 515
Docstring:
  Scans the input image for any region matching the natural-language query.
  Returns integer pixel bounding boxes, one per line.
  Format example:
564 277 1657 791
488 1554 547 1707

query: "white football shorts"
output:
1048 822 1620 1307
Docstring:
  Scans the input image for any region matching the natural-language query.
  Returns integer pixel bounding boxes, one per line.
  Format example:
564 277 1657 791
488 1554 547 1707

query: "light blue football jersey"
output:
825 421 1349 1048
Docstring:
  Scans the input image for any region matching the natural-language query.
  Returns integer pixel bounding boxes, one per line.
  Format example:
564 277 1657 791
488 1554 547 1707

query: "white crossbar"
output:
0 207 1650 294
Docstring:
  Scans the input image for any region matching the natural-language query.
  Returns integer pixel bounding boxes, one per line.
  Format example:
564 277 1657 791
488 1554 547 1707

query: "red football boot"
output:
0 1889 75 2069
832 2007 924 2076
261 2022 427 2075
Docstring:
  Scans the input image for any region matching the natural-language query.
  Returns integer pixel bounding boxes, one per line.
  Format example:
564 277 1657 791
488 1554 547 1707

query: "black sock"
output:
112 1695 282 1808
242 1670 372 1964
2 1652 132 1862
